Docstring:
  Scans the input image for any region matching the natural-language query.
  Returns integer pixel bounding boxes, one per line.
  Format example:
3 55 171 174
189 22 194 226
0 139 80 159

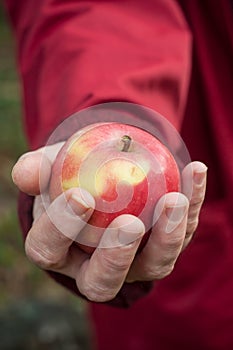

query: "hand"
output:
12 144 207 302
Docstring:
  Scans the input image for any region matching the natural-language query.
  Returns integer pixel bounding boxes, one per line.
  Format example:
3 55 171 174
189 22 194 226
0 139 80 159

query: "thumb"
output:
11 150 51 195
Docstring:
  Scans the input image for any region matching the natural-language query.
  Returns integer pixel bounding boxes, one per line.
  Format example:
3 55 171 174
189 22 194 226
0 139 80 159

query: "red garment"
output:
5 0 233 349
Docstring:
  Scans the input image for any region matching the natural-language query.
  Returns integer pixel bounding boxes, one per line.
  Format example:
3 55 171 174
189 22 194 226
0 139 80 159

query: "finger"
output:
74 215 145 302
33 195 47 221
182 161 207 241
25 187 95 270
12 150 50 195
41 142 65 163
11 142 64 195
126 192 189 283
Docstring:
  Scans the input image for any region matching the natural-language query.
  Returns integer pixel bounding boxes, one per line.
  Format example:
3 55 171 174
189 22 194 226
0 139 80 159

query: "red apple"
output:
49 122 180 253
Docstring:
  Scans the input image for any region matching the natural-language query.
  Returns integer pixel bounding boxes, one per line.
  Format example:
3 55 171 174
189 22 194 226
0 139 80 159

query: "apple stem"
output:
121 135 132 152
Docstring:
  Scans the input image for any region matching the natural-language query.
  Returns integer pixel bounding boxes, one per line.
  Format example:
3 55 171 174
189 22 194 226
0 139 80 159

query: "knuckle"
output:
25 240 62 270
156 264 174 279
145 263 174 280
189 202 202 217
79 281 116 302
190 196 204 207
165 236 184 252
187 218 199 236
142 253 175 281
102 248 133 273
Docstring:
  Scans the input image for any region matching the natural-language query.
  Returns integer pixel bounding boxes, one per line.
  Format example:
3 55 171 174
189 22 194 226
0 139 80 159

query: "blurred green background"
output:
0 5 91 349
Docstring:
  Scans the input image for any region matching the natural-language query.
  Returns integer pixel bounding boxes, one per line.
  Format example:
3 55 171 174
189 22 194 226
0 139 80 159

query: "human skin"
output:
12 142 207 302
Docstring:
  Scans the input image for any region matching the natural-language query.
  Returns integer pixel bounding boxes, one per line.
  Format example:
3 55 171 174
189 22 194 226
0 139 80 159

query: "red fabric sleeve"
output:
5 0 192 306
5 0 192 148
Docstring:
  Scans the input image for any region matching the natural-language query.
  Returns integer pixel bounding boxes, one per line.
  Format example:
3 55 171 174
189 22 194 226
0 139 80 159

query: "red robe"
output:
4 0 233 349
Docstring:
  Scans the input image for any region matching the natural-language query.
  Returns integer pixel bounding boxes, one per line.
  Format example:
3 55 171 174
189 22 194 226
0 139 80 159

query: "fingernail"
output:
11 166 17 185
166 205 187 221
194 171 206 185
192 163 207 185
68 192 95 216
17 151 36 162
118 220 145 246
165 205 187 233
18 154 29 162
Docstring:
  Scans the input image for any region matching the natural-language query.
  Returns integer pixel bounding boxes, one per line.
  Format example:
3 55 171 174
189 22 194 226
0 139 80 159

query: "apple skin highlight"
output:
49 123 180 253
